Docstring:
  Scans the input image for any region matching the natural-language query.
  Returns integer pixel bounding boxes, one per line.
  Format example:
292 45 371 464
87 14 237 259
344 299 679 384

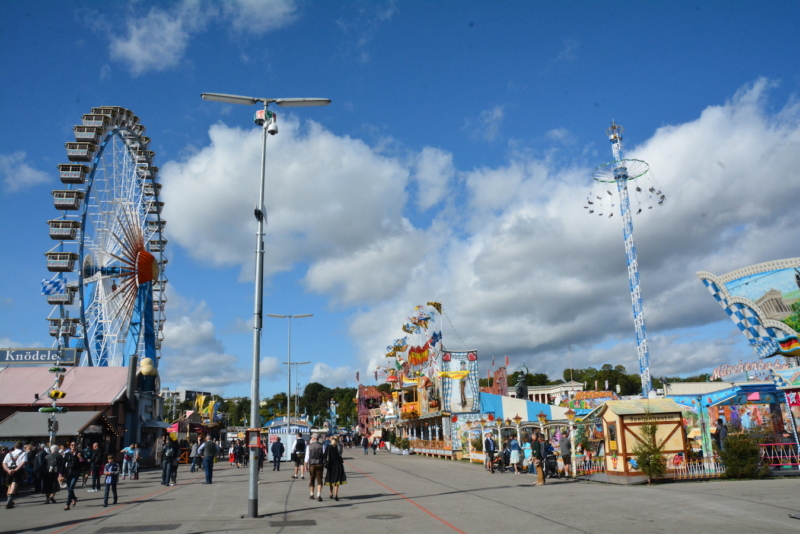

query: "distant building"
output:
507 381 583 405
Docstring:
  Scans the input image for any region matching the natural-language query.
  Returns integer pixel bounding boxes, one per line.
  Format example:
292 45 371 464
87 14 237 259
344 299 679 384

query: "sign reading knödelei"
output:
0 348 77 365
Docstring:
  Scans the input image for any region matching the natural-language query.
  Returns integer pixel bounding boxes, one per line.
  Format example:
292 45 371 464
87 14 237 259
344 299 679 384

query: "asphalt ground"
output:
2 450 799 534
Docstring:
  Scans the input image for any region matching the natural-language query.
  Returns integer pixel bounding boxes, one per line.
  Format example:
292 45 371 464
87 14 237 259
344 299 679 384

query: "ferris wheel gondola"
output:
44 107 166 368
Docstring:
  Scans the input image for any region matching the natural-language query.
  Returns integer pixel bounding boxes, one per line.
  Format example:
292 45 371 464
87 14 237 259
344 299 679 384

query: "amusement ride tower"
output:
590 122 664 396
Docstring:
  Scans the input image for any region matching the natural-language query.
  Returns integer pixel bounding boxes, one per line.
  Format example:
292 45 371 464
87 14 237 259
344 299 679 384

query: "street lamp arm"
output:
201 94 330 108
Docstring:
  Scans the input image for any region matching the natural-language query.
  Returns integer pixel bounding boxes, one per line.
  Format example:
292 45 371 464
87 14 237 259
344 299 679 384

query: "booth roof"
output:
0 367 128 406
602 399 685 416
0 411 103 438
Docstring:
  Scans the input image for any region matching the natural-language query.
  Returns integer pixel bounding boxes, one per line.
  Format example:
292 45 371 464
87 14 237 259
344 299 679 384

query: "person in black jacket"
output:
483 432 497 473
87 442 104 492
62 442 84 510
271 437 284 471
34 444 49 494
161 438 179 486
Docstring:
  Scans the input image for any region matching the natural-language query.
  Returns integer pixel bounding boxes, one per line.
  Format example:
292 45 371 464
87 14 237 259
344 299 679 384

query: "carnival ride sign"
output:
711 360 791 380
0 348 78 365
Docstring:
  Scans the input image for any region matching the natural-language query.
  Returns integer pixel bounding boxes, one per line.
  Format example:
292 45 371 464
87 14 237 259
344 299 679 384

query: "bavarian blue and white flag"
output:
41 278 66 295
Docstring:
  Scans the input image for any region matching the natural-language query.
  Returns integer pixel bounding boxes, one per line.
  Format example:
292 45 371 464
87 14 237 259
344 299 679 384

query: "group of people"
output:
483 431 572 486
163 434 219 485
1 440 136 510
294 433 348 501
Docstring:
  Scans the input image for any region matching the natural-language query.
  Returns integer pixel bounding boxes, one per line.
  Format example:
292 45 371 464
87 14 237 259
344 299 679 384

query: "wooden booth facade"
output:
599 399 687 478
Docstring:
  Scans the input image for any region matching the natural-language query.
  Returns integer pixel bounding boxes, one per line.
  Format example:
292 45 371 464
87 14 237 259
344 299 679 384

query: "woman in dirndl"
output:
324 436 347 501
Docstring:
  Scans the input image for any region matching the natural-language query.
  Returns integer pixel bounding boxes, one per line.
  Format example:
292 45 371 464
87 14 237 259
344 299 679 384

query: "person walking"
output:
189 438 200 473
88 442 104 493
198 434 218 484
483 432 496 473
509 434 521 474
291 432 306 480
305 434 324 501
130 443 140 480
271 437 285 471
559 430 572 478
2 441 28 509
324 436 346 501
120 444 135 479
42 445 63 504
62 442 83 510
532 435 546 486
362 435 369 455
102 455 120 507
161 438 178 486
34 443 49 495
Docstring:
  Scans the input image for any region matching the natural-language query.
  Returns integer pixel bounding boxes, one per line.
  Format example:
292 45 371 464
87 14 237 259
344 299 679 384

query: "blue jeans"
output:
66 475 80 504
203 456 214 484
190 457 199 472
122 459 132 477
103 483 117 505
161 461 173 485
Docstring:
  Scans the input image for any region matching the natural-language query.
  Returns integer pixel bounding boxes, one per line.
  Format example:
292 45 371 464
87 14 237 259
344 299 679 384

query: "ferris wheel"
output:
44 107 166 368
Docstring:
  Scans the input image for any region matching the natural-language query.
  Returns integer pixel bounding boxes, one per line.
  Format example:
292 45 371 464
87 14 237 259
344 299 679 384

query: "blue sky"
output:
1 1 799 397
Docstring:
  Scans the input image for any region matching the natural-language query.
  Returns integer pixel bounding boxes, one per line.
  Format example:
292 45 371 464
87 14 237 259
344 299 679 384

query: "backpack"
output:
46 453 59 473
164 445 176 458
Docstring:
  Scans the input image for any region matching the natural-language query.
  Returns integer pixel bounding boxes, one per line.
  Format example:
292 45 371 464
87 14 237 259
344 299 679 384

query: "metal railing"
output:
759 442 799 468
671 458 726 479
574 455 605 476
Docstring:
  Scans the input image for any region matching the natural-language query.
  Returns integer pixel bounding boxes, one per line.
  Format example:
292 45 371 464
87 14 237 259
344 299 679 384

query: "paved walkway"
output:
2 450 799 534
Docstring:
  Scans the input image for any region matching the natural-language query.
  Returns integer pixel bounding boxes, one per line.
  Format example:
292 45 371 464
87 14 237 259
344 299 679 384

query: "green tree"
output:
718 430 768 479
631 415 667 484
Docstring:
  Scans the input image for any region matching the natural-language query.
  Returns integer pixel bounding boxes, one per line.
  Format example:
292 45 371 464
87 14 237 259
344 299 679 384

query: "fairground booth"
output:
592 399 687 483
0 357 168 463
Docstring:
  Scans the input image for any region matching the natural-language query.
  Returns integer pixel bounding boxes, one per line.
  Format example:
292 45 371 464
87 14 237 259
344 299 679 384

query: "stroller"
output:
544 453 559 478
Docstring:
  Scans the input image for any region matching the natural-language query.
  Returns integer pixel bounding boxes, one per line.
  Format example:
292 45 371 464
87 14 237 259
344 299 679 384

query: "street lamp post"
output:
201 92 329 519
268 314 312 425
283 361 311 420
566 407 576 478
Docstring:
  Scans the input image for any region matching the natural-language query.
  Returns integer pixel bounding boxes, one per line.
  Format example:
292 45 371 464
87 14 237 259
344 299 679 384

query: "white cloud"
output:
222 0 297 34
413 147 454 210
309 362 353 387
109 6 195 76
467 106 505 142
161 78 800 388
0 152 50 192
106 0 297 75
160 118 411 285
158 287 282 393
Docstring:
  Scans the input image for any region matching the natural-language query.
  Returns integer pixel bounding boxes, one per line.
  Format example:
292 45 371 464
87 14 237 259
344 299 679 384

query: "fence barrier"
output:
759 442 799 468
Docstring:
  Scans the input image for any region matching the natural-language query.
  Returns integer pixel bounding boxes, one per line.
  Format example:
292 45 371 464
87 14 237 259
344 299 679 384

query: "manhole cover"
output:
268 520 317 527
95 526 181 533
367 515 402 520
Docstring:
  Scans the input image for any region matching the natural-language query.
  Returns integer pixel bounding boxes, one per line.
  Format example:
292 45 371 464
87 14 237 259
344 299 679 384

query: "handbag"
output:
534 458 541 467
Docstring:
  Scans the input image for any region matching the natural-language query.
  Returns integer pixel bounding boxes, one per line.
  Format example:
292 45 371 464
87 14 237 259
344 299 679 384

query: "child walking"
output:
102 455 120 507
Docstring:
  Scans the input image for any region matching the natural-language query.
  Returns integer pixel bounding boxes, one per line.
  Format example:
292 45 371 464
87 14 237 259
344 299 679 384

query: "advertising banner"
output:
0 348 78 365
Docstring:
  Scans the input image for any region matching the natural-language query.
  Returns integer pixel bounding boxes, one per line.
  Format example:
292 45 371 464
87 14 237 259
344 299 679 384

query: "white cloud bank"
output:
161 78 800 388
